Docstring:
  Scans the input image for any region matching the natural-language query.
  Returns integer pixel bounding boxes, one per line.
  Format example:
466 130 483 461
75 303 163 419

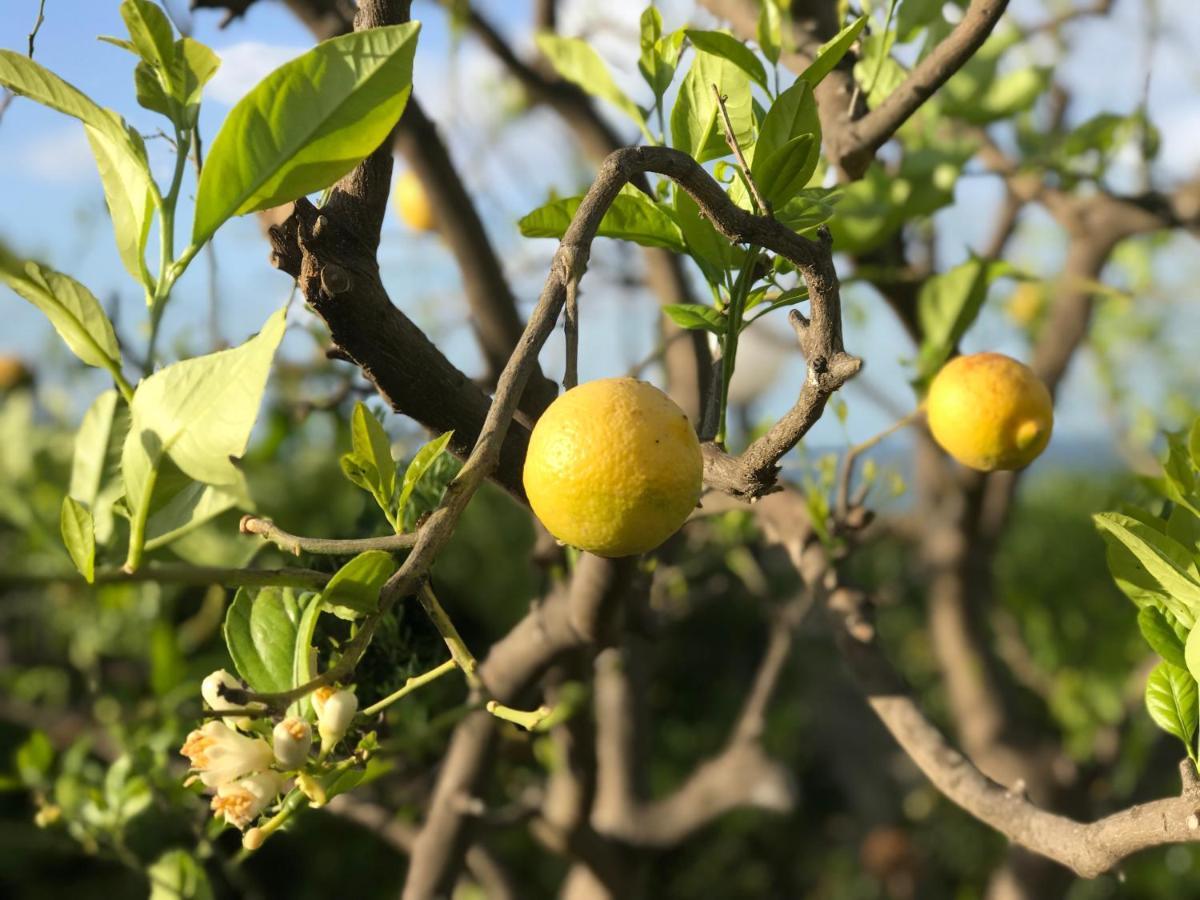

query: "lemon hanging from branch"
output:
926 352 1053 472
523 377 703 557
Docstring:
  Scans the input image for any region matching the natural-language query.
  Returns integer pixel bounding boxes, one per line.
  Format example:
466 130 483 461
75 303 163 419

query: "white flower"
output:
180 721 275 788
312 687 358 747
272 717 313 769
210 771 284 830
201 669 242 712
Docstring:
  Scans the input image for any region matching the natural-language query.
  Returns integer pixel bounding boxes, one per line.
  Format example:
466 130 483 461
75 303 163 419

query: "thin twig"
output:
834 408 922 520
712 83 771 217
239 515 418 556
28 0 47 57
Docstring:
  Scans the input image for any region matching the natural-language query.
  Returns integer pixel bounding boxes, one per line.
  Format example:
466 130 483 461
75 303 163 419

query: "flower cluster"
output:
179 669 358 840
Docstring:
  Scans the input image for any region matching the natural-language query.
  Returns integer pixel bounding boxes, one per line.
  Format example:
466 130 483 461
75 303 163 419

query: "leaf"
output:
753 77 821 172
224 587 301 694
673 188 739 285
774 188 839 235
60 498 96 584
915 256 1011 387
120 0 176 76
1187 626 1200 690
1190 418 1200 470
0 51 155 283
398 431 455 516
751 133 817 208
69 390 121 506
143 482 241 551
15 731 53 787
757 0 783 66
194 23 421 245
322 551 398 619
122 309 286 568
671 49 753 163
519 188 686 252
1095 512 1200 627
291 594 323 717
536 33 648 137
173 38 221 108
350 402 396 507
639 8 682 100
0 248 123 378
1139 606 1188 669
798 15 867 88
1145 661 1198 756
684 30 769 91
148 849 214 900
747 286 809 323
662 303 726 335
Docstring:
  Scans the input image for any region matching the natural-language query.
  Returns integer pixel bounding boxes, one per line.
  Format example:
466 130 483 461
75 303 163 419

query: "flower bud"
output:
312 687 357 747
201 669 241 712
242 827 265 851
210 771 284 830
180 721 274 788
272 717 313 769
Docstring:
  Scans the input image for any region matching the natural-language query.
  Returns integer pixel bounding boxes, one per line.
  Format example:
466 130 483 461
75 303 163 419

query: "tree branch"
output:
239 515 417 556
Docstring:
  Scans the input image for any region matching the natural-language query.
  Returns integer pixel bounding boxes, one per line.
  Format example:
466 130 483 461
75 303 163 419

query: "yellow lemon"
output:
393 170 435 232
523 377 703 557
926 352 1053 472
1005 282 1045 329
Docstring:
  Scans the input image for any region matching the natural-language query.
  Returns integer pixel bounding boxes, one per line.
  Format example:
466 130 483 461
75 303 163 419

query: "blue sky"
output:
1 0 1197 461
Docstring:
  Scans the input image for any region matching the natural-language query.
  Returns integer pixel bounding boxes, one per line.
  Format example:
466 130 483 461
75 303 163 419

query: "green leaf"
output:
751 133 817 208
60 497 96 584
224 586 302 694
1145 661 1198 757
747 286 809 323
1189 418 1200 470
536 33 649 138
671 50 753 163
193 23 421 245
15 731 53 787
148 849 214 900
757 0 783 66
673 188 739 285
639 8 682 100
1162 433 1200 518
70 390 129 545
684 30 769 91
662 303 726 335
132 38 220 122
322 550 398 619
1139 606 1188 669
1186 625 1200 690
120 0 176 76
519 188 686 252
0 51 155 283
143 482 241 551
754 77 820 169
123 309 286 569
1095 512 1200 628
292 594 323 717
0 249 123 380
399 431 455 517
350 402 396 508
798 15 867 88
774 188 839 235
915 256 1011 387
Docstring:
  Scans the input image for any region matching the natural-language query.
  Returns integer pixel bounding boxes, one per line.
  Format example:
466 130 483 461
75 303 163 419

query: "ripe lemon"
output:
926 352 1053 471
523 377 703 557
393 170 435 232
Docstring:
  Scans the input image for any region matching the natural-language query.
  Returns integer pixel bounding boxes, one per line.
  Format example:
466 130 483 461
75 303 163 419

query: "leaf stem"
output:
361 658 458 717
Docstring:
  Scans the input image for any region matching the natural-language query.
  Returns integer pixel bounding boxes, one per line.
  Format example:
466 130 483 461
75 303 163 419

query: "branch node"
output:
321 263 352 296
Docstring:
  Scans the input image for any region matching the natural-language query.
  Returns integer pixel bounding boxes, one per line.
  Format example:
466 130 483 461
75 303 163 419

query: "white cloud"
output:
5 125 95 184
207 42 306 106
